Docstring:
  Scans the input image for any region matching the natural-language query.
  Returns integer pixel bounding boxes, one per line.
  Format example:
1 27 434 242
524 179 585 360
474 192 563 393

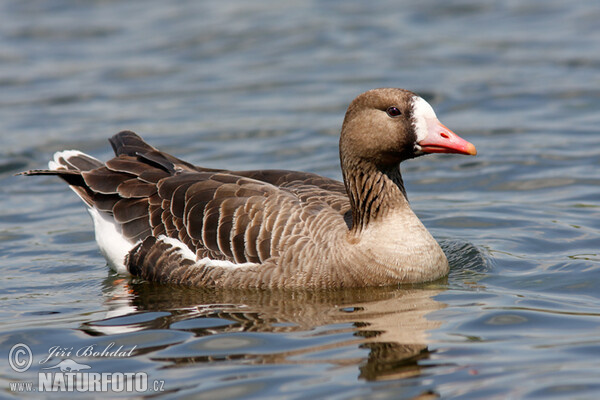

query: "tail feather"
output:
49 150 104 172
20 132 176 274
21 150 104 207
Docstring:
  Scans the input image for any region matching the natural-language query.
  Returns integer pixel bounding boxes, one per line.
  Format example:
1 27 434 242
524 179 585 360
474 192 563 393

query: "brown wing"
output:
23 131 350 266
154 170 298 263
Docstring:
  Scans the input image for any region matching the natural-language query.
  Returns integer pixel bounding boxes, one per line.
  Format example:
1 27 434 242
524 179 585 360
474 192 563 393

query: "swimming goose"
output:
23 88 476 289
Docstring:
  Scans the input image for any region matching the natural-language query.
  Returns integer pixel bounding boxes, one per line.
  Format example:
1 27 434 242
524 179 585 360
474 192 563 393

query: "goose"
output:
22 88 476 289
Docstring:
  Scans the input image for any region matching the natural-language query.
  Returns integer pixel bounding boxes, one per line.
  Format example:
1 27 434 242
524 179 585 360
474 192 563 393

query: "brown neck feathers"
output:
342 159 407 232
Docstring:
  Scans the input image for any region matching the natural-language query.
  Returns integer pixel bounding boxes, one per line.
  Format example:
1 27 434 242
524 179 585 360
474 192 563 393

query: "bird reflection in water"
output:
83 276 447 384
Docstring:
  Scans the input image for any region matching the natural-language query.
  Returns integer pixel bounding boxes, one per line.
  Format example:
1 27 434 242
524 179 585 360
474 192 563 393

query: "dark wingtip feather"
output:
109 130 156 157
109 131 177 173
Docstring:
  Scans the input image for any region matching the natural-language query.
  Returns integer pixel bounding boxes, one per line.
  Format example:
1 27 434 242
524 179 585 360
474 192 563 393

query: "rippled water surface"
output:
1 1 599 398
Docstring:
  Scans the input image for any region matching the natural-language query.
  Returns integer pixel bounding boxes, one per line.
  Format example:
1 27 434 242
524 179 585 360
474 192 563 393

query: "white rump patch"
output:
157 235 259 269
411 96 438 142
51 150 134 273
89 208 134 274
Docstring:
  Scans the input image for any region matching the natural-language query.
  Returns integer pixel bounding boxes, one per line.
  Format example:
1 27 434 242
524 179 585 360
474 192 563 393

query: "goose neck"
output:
342 160 408 232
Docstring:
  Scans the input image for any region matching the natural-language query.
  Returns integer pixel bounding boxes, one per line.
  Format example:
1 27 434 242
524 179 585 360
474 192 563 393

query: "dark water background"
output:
1 1 599 398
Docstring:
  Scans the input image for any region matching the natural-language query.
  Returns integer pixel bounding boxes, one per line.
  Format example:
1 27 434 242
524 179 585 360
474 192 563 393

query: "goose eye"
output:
386 107 401 117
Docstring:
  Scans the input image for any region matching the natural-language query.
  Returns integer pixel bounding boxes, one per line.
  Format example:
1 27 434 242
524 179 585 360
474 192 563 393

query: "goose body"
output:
23 88 476 289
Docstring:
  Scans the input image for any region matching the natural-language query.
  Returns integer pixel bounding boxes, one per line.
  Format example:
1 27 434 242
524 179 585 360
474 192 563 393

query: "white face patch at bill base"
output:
410 96 438 143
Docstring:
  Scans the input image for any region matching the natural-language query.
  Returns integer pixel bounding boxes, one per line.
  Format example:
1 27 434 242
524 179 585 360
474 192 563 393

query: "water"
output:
1 0 599 398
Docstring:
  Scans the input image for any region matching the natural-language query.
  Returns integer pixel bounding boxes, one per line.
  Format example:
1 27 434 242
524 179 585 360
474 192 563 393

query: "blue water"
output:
1 1 599 398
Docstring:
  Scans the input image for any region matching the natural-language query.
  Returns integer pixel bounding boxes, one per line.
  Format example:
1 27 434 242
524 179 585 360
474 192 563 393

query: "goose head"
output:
339 88 476 171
